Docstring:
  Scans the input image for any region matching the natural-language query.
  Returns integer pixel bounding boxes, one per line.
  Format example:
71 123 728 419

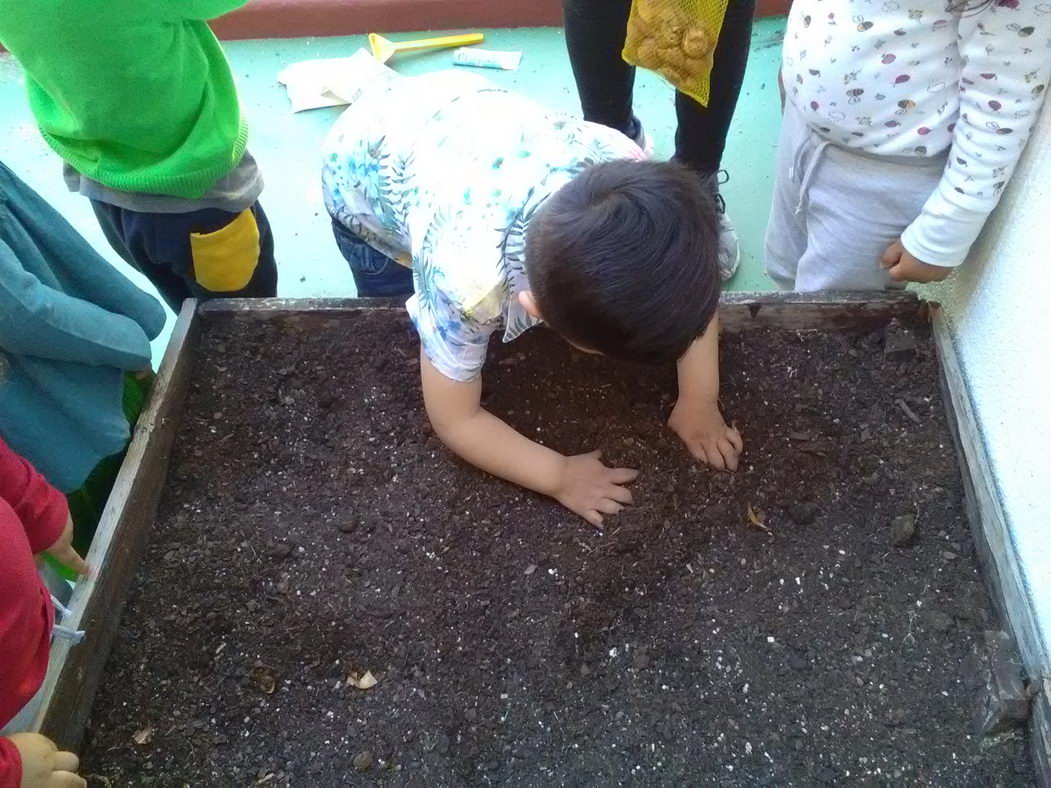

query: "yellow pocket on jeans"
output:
189 209 261 292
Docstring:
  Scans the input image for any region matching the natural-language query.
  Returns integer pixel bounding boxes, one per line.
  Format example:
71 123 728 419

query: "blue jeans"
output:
331 219 414 297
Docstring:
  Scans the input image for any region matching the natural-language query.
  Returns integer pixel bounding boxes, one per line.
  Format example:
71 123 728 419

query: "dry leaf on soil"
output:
132 726 155 745
745 503 771 534
250 665 277 695
346 670 379 690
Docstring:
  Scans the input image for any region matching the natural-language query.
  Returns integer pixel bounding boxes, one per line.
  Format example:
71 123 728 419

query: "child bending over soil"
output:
0 436 89 787
323 65 742 528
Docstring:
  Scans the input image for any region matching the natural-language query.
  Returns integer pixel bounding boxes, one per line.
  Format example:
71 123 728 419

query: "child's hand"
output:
882 239 952 284
42 515 90 577
6 732 85 787
668 398 743 471
553 450 638 529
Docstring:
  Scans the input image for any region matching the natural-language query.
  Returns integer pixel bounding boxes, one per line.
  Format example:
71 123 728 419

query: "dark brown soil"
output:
82 310 1032 785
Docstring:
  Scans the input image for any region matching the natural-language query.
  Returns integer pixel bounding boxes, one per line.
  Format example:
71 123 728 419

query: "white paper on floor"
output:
277 48 399 112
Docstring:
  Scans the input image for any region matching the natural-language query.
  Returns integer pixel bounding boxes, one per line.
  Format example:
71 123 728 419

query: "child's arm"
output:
0 438 73 559
0 438 87 576
668 313 743 471
1 733 85 788
0 239 156 373
886 2 1051 283
421 351 638 528
0 443 88 784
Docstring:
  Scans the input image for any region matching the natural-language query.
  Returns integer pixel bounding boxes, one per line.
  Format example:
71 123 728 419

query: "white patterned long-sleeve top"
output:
322 70 644 382
783 0 1051 265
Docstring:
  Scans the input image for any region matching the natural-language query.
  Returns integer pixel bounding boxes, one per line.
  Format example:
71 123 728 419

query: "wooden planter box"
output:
26 293 1049 779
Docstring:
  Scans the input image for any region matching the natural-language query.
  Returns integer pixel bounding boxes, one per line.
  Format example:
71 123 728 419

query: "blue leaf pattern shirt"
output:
322 71 644 382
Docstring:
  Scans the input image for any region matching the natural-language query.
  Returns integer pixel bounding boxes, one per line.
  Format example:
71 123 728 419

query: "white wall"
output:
932 104 1051 664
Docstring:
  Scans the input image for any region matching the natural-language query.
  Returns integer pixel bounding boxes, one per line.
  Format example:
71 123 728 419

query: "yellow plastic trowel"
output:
368 32 484 64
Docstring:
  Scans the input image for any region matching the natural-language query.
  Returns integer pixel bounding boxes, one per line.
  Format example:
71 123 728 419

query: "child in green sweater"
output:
0 0 277 310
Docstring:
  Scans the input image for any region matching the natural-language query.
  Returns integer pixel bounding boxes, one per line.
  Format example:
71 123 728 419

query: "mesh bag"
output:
622 0 730 106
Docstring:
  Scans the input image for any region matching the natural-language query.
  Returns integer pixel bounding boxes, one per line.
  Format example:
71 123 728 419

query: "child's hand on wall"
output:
553 450 638 530
667 398 743 471
882 239 952 284
6 732 85 787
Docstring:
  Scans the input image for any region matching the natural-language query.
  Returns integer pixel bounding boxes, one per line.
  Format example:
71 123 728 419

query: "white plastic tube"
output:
452 48 523 71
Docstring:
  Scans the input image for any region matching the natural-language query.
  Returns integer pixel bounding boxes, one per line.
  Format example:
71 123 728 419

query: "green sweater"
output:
0 0 248 200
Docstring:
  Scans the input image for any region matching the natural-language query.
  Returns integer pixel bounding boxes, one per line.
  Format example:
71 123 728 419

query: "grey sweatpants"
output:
764 102 947 291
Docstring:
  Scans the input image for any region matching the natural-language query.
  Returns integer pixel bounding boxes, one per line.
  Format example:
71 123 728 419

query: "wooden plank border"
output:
198 291 927 333
932 306 1051 782
33 301 201 751
719 290 926 332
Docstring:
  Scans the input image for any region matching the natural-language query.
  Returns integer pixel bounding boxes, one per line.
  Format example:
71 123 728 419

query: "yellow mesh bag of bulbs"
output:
622 0 729 106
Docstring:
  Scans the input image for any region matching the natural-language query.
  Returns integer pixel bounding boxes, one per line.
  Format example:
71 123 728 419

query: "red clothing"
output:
0 739 19 788
0 436 68 788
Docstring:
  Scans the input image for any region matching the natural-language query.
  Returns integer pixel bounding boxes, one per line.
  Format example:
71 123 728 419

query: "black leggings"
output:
562 0 757 178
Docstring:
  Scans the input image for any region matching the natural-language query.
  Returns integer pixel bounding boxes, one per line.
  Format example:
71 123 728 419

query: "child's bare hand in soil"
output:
668 398 743 471
673 313 742 471
6 732 85 787
554 450 638 529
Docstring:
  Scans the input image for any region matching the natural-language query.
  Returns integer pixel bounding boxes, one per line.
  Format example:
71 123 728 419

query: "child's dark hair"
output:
525 159 720 365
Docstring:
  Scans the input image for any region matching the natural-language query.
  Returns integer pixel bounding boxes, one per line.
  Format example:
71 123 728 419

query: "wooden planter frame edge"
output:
29 292 1049 780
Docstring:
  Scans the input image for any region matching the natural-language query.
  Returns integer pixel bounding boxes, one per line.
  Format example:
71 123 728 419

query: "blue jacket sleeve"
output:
0 238 155 371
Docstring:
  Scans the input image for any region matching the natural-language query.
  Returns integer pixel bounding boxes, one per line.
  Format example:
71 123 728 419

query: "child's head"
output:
523 160 720 365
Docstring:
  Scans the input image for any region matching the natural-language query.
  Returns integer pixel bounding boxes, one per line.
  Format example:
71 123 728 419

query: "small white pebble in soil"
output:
767 636 776 644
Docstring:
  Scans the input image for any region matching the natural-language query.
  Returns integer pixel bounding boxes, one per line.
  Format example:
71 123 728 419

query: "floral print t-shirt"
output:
322 71 643 382
783 0 1050 265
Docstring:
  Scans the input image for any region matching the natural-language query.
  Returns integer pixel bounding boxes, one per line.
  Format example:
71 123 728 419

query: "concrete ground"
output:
0 21 786 353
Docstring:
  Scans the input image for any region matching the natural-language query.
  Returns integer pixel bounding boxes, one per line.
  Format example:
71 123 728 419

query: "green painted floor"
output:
0 20 785 349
